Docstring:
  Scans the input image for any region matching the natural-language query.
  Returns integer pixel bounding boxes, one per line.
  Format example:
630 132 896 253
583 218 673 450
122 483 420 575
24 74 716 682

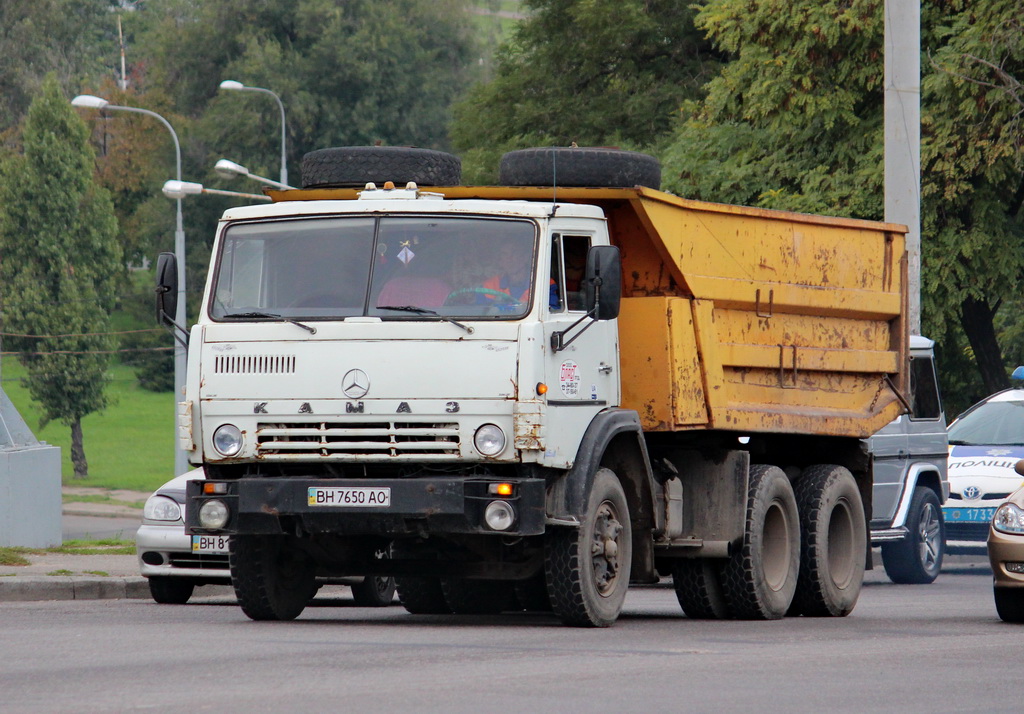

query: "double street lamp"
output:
214 159 294 190
219 80 289 187
162 180 271 202
71 94 189 479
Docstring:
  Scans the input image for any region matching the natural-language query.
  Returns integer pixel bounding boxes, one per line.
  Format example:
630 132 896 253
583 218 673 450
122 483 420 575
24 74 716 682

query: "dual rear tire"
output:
673 463 866 620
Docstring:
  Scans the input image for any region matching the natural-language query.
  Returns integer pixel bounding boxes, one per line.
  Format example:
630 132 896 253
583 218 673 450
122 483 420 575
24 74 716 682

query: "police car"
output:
944 388 1024 552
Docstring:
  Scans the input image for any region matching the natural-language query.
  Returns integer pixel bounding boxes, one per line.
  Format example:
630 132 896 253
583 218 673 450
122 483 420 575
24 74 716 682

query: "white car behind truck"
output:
867 335 948 583
166 146 914 626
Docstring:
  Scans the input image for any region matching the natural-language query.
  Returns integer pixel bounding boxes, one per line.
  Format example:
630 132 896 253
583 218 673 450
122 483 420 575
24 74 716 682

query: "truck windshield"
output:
210 215 538 321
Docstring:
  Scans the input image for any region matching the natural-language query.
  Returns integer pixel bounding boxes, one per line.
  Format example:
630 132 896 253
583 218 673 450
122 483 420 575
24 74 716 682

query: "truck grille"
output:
256 421 461 461
214 354 296 374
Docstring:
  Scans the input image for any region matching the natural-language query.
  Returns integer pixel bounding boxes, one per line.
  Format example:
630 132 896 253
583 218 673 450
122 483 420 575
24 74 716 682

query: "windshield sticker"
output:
560 360 581 398
397 243 415 265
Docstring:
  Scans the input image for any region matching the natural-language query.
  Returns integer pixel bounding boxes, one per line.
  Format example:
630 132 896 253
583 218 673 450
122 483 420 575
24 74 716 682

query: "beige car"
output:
987 460 1024 622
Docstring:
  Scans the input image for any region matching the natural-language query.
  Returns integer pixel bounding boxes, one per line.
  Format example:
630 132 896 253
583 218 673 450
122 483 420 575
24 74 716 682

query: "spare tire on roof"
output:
498 147 661 190
301 146 461 189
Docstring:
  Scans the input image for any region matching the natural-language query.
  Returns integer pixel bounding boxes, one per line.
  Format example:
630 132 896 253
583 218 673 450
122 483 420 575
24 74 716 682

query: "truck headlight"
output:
474 424 506 457
213 424 243 456
994 503 1024 535
143 495 181 522
198 499 230 529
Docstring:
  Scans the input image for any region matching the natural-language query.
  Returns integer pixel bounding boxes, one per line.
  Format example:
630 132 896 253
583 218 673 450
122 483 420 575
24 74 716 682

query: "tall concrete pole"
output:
884 0 921 335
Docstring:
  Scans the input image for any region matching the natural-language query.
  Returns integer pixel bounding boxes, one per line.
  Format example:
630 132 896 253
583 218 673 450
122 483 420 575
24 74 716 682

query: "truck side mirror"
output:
155 252 178 326
583 245 621 320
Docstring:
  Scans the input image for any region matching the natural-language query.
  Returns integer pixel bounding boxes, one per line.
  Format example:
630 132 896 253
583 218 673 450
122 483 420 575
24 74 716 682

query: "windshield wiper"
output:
223 311 317 334
377 305 474 334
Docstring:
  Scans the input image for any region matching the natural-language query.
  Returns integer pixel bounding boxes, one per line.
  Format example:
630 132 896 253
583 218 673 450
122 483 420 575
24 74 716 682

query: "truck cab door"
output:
539 233 619 469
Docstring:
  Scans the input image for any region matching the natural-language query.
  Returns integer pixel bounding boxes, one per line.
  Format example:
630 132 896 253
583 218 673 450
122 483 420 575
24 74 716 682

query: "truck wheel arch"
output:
545 409 659 580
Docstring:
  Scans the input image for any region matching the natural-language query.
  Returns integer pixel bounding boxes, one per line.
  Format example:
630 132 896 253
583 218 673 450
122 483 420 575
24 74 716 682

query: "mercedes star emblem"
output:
342 368 370 399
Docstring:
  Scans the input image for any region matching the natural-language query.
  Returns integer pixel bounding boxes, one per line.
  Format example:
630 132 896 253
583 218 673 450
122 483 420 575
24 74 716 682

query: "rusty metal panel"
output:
619 298 676 430
668 299 709 427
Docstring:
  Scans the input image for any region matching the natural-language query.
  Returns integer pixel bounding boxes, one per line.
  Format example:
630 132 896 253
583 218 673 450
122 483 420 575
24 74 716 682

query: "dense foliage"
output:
659 0 1024 414
450 0 724 182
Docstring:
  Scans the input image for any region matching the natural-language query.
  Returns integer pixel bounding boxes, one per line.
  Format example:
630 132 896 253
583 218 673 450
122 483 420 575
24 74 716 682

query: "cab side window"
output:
549 233 590 312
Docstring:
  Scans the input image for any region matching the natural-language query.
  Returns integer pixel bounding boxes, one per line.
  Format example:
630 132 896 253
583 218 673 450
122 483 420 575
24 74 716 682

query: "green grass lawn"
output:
1 358 175 492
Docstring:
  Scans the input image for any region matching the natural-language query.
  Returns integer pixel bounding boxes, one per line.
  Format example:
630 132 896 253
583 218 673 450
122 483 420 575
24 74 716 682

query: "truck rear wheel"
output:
441 578 519 614
881 486 944 584
230 535 318 621
672 558 731 619
545 468 632 627
351 576 396 607
720 465 800 619
515 573 553 612
790 464 866 617
395 576 451 614
301 146 461 188
498 147 662 190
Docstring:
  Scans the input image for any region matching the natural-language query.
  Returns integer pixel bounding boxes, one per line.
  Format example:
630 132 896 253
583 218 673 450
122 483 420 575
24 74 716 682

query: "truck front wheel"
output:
720 464 800 619
545 468 632 627
790 464 866 617
230 535 318 621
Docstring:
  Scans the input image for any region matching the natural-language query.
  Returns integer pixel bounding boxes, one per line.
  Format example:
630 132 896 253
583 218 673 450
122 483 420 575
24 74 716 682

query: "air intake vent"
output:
214 354 296 374
256 421 461 461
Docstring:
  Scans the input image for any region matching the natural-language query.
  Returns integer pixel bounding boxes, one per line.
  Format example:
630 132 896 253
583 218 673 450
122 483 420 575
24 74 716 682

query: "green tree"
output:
660 0 1024 414
0 0 118 137
125 0 479 184
450 0 725 183
0 75 123 479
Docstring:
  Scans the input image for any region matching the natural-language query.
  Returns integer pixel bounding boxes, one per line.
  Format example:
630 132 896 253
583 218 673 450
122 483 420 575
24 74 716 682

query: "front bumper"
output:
989 527 1024 589
186 476 547 537
135 523 231 582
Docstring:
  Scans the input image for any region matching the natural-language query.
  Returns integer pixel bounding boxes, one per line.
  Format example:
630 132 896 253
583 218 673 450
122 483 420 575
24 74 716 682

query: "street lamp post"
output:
219 80 289 187
72 94 189 478
162 180 272 202
214 159 295 190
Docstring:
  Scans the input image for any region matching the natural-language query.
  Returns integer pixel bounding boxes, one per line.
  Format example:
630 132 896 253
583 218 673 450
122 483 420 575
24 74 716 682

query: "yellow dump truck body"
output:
270 184 908 439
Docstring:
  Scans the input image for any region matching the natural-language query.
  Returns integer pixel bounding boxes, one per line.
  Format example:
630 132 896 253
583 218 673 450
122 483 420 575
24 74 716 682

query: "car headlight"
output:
993 503 1024 535
474 424 506 457
143 494 182 522
213 424 243 456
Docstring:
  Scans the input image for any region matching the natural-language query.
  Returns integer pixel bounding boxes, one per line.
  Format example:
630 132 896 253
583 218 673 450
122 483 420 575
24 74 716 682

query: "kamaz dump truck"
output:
167 146 909 626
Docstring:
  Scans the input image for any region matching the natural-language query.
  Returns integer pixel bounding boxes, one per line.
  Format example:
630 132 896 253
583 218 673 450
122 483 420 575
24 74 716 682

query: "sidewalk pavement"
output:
0 488 150 603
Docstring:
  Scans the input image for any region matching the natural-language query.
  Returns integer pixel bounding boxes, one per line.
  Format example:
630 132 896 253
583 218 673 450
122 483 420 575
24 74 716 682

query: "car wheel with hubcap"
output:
881 486 944 584
148 576 195 605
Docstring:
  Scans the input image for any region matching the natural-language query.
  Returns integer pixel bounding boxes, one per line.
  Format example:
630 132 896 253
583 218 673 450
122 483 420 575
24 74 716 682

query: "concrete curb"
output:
0 576 150 602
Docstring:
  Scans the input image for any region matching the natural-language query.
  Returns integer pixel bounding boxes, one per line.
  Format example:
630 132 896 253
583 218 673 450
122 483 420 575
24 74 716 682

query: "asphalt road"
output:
1 565 1013 714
